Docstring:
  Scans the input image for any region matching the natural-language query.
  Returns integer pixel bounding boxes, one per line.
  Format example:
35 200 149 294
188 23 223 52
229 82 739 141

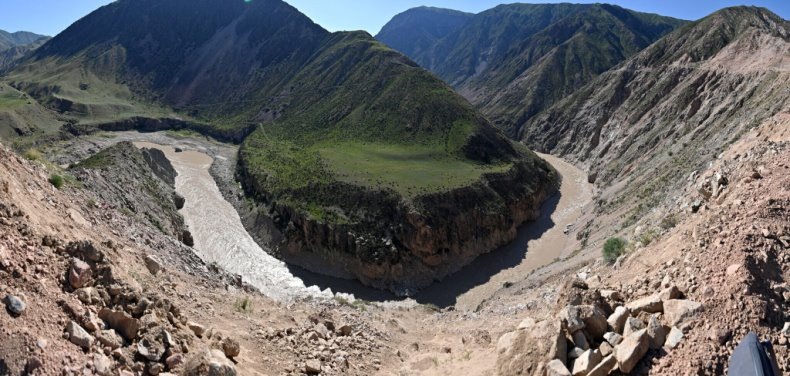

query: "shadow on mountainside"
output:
287 191 561 307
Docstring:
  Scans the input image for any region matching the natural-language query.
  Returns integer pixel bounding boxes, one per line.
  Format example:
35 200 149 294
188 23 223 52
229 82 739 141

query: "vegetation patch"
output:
48 174 64 189
602 237 628 264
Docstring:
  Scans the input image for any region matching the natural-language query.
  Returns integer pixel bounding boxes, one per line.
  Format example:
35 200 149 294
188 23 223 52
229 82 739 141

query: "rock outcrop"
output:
238 156 558 295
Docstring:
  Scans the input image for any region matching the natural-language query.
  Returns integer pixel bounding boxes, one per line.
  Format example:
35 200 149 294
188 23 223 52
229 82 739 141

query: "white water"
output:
134 142 336 301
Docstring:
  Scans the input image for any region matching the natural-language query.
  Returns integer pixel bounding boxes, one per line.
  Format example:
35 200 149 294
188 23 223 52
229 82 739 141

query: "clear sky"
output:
1 0 788 37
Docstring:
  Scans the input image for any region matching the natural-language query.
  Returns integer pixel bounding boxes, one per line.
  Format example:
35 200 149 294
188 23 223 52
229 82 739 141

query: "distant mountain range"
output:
377 4 686 137
0 30 49 71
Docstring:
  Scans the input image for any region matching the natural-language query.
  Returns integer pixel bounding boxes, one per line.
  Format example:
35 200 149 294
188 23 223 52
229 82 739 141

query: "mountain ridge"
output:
376 3 686 137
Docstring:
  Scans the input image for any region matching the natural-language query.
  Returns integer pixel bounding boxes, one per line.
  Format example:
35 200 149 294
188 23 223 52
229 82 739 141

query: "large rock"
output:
665 326 684 349
184 349 237 376
658 286 682 301
496 320 567 376
144 255 163 275
625 294 663 315
663 300 703 327
587 355 618 376
3 295 26 316
623 317 645 337
221 337 240 359
561 305 608 338
66 321 94 349
547 359 572 376
99 309 140 341
94 354 113 376
614 329 649 374
97 329 124 349
305 360 322 374
646 315 667 349
572 349 602 376
607 306 629 334
69 258 92 289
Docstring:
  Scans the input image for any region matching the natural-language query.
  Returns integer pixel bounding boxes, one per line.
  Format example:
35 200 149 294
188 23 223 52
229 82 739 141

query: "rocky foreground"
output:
493 121 790 375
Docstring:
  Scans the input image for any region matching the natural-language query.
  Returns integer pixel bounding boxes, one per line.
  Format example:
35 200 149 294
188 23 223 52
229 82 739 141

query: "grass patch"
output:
603 237 627 264
23 148 44 162
318 142 511 197
233 296 255 314
48 174 64 189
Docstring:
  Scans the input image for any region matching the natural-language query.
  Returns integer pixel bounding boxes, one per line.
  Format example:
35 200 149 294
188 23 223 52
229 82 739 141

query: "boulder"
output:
546 359 572 376
337 324 353 336
221 337 240 359
658 286 682 301
572 349 602 376
646 315 667 349
66 321 94 349
144 255 163 275
603 332 623 346
314 323 329 340
625 294 663 315
94 354 113 376
614 329 649 374
561 305 607 338
587 355 617 376
305 360 322 374
599 290 623 302
69 258 92 289
184 349 236 376
571 330 589 350
188 322 206 338
496 320 566 376
663 300 703 327
137 336 166 361
607 306 629 334
99 309 140 341
97 329 124 349
166 353 185 370
623 317 645 337
3 295 26 316
665 327 684 349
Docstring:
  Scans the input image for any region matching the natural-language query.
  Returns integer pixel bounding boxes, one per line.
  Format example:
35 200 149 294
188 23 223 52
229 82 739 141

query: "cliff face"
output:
71 141 193 246
237 156 558 295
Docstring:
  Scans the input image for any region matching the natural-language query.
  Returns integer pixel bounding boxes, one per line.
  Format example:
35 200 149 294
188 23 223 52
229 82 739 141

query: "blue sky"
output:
1 0 788 37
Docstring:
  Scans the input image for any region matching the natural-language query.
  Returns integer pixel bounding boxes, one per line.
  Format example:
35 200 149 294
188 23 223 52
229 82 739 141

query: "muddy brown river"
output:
133 141 335 301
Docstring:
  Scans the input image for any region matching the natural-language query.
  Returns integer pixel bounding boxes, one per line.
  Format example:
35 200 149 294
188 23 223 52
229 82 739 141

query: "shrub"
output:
660 214 678 230
49 174 64 189
23 148 43 162
603 237 627 264
233 297 254 314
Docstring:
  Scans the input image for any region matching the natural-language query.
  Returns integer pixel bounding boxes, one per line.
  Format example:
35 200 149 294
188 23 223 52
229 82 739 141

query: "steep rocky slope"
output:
525 6 790 229
0 139 404 375
377 4 685 137
70 141 193 246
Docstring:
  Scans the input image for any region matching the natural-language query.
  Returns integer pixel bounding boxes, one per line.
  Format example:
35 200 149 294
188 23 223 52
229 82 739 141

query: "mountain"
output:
3 0 558 293
525 6 789 225
377 4 685 137
0 30 48 51
0 30 49 71
375 7 473 62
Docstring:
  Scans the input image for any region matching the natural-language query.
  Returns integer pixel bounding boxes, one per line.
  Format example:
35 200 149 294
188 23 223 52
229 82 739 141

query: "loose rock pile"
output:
497 278 703 375
56 239 244 375
261 310 388 375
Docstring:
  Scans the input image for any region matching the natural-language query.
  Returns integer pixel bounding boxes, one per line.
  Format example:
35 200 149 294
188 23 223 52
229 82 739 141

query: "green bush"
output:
603 237 627 264
49 174 64 189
